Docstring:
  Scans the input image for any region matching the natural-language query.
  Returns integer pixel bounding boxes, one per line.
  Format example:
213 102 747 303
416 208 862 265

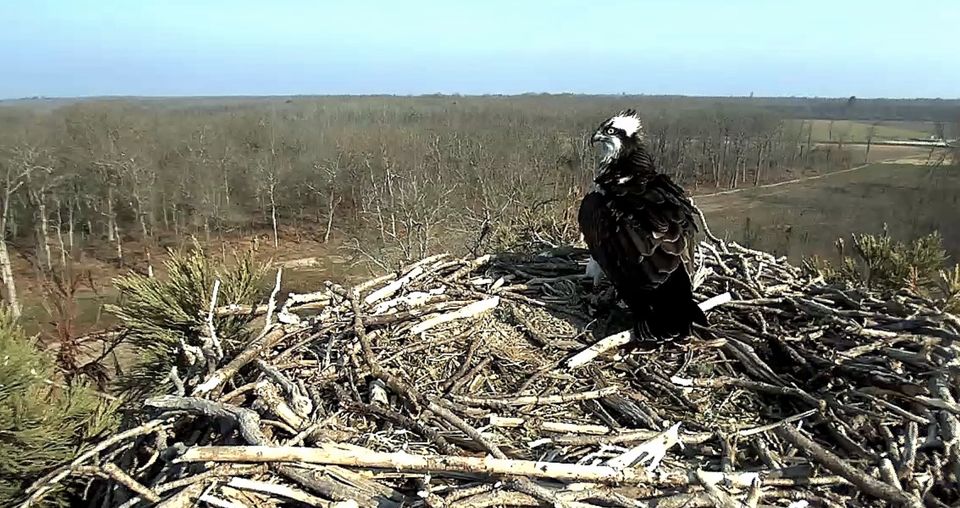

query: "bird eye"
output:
604 127 616 135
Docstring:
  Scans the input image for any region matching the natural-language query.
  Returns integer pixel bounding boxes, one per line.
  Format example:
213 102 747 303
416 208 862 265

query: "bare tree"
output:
0 145 53 316
864 123 878 163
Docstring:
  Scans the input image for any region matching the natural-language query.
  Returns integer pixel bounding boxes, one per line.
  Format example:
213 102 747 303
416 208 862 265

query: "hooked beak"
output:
590 132 603 144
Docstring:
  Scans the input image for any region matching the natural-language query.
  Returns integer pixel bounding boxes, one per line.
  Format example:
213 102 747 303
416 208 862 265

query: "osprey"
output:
578 109 706 340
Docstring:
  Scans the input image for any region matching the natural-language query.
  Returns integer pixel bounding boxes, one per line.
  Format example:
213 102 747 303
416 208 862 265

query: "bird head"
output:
591 109 644 164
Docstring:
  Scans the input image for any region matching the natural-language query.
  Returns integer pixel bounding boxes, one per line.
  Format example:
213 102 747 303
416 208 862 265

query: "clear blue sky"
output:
2 0 958 99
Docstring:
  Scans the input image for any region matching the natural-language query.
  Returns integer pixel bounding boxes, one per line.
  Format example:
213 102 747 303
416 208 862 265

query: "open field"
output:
795 118 944 143
697 162 960 261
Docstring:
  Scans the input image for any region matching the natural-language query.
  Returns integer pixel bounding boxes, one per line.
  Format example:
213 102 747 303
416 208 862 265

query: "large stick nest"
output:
23 239 960 508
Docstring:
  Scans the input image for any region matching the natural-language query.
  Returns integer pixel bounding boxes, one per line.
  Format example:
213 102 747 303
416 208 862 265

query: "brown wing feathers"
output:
578 173 704 339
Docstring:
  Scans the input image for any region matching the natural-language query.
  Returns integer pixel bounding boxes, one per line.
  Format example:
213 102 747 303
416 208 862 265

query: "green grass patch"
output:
794 119 936 143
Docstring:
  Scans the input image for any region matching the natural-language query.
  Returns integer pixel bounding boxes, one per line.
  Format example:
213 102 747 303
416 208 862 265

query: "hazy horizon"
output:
2 0 959 100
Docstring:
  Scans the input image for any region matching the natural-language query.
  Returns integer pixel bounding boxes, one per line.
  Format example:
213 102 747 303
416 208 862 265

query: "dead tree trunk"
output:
106 185 116 242
36 198 52 272
324 190 340 244
755 140 766 186
114 221 123 268
1 183 21 317
0 239 19 317
55 201 67 268
269 180 279 248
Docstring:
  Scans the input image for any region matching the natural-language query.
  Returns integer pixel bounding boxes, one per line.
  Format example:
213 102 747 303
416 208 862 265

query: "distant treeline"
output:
6 94 959 121
0 96 953 296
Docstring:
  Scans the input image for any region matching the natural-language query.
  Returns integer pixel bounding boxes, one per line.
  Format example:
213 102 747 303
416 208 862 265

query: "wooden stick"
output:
775 424 923 507
409 296 500 334
566 331 633 369
486 415 611 435
21 418 174 507
205 278 224 360
453 386 617 408
699 291 733 312
226 477 349 507
193 324 302 396
364 266 424 305
605 422 681 471
176 443 656 484
74 464 160 503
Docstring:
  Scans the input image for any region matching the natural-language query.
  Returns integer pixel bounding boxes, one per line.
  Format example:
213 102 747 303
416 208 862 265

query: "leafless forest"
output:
0 95 957 319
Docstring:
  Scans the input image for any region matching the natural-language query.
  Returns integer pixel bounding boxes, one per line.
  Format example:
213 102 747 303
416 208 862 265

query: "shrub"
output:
0 309 116 507
107 244 265 398
806 230 957 310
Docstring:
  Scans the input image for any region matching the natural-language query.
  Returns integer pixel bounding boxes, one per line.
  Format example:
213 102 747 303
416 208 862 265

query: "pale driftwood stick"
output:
566 292 731 369
21 418 174 508
193 324 301 396
198 493 244 508
281 291 332 312
695 469 739 508
156 465 268 494
255 382 307 430
177 444 798 492
486 415 611 435
671 376 821 408
453 386 617 408
364 265 424 305
548 428 715 447
353 272 396 294
691 201 722 245
744 477 762 508
605 422 681 471
74 464 160 503
205 278 224 360
155 482 206 508
449 254 493 281
371 288 446 315
763 476 848 487
262 267 283 333
176 443 657 484
566 331 632 369
898 421 919 480
226 477 352 507
409 296 500 334
879 458 904 491
736 409 818 437
699 291 733 312
775 424 923 507
362 300 470 327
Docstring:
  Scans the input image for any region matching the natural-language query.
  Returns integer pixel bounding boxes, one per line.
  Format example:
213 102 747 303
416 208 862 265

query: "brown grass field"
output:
697 162 960 261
